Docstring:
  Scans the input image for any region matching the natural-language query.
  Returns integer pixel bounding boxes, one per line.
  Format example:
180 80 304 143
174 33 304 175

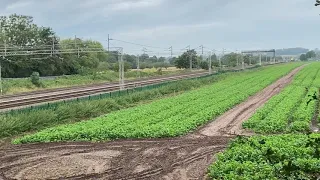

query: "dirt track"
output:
0 66 303 180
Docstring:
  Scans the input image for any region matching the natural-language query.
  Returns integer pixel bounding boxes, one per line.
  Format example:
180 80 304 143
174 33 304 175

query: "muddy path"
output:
0 136 232 180
196 65 304 137
0 66 303 180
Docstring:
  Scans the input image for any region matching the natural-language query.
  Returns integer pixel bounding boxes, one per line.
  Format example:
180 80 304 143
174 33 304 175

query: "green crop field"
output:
13 63 301 144
243 63 320 133
12 62 320 179
208 134 320 180
208 62 320 180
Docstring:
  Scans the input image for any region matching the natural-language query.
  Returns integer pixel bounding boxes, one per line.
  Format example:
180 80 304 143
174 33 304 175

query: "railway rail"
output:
0 72 209 110
0 71 207 99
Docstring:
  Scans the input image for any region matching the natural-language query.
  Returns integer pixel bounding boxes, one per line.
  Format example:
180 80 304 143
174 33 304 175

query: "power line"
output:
110 38 168 50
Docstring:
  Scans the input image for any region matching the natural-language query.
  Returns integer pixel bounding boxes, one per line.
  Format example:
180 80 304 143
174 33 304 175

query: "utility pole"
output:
108 34 110 52
221 48 225 69
52 36 55 56
259 53 262 66
265 54 267 63
75 35 80 58
142 47 147 55
200 45 204 69
169 46 173 59
74 35 77 58
209 51 212 75
201 45 203 55
137 54 140 79
236 50 239 66
74 35 76 48
273 51 276 64
241 53 244 70
187 46 191 71
218 48 225 70
0 32 6 96
201 45 204 59
118 48 124 90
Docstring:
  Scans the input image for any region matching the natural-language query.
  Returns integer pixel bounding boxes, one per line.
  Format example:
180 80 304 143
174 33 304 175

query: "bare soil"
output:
0 66 303 180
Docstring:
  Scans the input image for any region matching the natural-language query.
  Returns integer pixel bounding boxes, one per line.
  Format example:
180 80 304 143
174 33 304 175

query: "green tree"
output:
169 57 177 65
221 53 238 67
148 55 158 63
123 54 136 68
243 54 251 65
112 62 132 72
211 54 219 67
199 61 209 70
140 53 149 62
306 51 316 59
0 14 61 77
158 57 166 63
59 38 108 73
300 54 307 61
175 49 198 69
106 51 119 63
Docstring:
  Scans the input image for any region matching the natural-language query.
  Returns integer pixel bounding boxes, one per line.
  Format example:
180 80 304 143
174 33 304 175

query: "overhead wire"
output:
110 38 169 50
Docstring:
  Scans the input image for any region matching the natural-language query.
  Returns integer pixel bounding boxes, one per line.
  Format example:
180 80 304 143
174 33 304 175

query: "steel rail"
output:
0 72 208 110
0 71 206 99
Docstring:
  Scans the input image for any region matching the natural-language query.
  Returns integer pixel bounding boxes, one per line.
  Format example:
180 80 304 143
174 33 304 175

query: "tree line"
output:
1 14 311 78
0 14 173 78
299 51 317 61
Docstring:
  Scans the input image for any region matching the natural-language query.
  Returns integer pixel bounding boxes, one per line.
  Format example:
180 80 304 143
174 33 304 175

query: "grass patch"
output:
2 69 187 95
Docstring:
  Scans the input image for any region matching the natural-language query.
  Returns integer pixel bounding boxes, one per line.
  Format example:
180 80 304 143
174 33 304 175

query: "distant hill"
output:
275 48 309 56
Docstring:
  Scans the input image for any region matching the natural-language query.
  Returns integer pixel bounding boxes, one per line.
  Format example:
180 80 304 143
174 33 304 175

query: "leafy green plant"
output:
208 134 320 180
243 63 320 133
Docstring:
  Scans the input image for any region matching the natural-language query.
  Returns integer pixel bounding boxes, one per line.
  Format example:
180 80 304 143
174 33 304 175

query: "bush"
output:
199 61 209 70
30 72 41 87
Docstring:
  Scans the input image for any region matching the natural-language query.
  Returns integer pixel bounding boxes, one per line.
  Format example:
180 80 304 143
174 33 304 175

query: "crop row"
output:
243 63 320 133
13 64 301 144
208 133 320 180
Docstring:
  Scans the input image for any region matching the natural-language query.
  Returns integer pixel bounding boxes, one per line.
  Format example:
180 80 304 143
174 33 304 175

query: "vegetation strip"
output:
0 70 231 138
0 65 261 138
312 88 320 132
3 66 258 115
243 62 320 133
208 134 320 180
12 63 301 144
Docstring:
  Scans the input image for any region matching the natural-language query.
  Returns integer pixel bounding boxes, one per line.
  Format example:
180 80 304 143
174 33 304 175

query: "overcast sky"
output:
1 0 319 56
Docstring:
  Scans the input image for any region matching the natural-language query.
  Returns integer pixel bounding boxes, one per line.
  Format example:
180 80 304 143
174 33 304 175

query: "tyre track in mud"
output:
0 66 304 180
196 65 304 137
0 137 231 180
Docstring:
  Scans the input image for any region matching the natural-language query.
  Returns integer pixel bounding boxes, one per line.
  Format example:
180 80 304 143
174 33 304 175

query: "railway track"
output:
0 72 209 111
0 71 208 99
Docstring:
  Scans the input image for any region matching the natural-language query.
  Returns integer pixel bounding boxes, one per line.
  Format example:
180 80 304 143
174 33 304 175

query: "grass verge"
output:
2 69 188 95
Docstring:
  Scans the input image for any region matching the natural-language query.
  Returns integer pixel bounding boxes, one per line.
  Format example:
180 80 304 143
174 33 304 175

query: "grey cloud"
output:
0 0 319 54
